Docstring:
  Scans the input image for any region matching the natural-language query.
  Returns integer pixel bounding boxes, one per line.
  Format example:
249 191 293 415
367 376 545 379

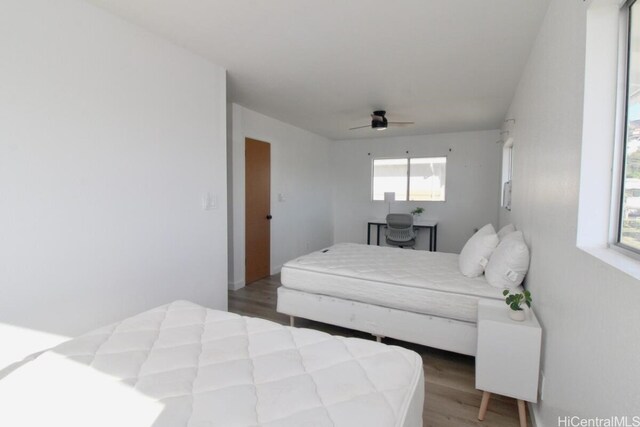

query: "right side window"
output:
501 138 513 211
619 0 640 252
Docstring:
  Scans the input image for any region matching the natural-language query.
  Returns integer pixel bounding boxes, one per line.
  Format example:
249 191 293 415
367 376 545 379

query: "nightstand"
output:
476 299 542 427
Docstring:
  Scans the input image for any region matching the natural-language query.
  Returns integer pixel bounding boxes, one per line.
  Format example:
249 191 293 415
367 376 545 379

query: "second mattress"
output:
281 243 516 323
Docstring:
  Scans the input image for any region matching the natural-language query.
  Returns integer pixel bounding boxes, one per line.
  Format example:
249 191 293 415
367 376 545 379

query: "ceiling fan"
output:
349 110 414 131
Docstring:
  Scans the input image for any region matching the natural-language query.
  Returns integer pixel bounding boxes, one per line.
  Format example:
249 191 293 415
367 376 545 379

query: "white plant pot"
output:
509 309 526 321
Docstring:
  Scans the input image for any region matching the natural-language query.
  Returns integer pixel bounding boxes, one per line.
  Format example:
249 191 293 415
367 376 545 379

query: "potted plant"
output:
502 289 532 321
411 207 425 218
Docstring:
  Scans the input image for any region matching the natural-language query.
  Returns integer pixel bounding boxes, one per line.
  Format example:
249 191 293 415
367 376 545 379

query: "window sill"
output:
577 245 640 280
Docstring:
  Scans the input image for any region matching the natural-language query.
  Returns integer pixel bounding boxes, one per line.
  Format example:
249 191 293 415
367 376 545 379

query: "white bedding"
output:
0 300 424 427
281 243 518 322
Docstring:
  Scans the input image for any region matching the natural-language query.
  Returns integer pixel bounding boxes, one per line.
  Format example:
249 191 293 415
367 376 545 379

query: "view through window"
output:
372 157 446 201
620 0 640 251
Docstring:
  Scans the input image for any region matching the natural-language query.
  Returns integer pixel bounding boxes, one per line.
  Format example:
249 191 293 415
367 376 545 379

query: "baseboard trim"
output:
270 264 282 275
228 280 245 291
528 402 543 427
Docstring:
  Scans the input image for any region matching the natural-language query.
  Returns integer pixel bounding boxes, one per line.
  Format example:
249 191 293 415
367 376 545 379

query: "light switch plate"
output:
202 192 218 210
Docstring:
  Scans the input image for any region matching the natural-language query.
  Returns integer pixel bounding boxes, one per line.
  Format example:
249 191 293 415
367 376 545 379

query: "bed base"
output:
292 312 382 342
278 287 477 356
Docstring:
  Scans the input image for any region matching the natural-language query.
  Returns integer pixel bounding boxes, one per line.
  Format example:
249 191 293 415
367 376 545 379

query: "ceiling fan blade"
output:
388 121 415 125
349 124 371 130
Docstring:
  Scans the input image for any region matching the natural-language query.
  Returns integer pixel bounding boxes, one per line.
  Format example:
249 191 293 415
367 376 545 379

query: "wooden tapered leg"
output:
289 316 295 327
478 391 491 421
517 400 527 427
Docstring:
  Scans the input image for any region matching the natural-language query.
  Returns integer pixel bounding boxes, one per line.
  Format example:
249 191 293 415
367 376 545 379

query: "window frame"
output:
371 155 447 202
616 0 640 254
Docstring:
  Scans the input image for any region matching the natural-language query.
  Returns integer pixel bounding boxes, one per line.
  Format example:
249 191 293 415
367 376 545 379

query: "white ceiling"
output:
84 0 550 140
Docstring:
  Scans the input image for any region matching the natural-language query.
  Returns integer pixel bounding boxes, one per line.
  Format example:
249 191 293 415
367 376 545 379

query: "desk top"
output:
368 218 438 227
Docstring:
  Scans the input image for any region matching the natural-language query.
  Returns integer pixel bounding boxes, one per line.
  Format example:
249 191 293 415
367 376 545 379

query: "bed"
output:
0 300 424 427
277 243 519 356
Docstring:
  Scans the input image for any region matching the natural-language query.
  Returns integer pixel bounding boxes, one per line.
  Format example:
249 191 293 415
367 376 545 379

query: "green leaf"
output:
503 290 509 296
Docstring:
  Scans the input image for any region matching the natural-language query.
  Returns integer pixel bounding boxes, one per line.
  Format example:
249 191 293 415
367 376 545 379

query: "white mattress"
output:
0 300 424 427
281 243 519 323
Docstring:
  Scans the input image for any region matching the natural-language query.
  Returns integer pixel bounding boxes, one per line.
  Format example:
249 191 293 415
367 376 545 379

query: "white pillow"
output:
458 224 499 278
485 231 530 289
497 224 516 240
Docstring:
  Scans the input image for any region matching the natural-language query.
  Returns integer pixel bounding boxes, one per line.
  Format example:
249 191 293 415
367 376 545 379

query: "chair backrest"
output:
386 213 413 229
385 213 416 245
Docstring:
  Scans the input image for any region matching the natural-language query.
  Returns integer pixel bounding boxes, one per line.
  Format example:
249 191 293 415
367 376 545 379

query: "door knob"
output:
266 214 273 220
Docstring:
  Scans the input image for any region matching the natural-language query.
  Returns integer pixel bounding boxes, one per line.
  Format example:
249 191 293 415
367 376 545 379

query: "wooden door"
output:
245 138 271 284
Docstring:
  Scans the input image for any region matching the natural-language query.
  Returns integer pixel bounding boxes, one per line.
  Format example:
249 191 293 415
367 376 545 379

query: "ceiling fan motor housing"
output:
372 110 388 129
372 120 387 129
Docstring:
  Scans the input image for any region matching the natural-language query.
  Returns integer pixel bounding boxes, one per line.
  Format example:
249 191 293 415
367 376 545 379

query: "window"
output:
501 138 513 210
576 0 640 277
372 157 446 201
619 0 640 252
409 157 447 201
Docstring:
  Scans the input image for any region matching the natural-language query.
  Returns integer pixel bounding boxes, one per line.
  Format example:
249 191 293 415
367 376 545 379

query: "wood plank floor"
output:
229 274 528 427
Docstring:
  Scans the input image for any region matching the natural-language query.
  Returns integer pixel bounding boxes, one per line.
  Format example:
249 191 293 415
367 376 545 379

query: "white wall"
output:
499 0 640 423
0 0 228 367
229 104 333 289
332 131 502 253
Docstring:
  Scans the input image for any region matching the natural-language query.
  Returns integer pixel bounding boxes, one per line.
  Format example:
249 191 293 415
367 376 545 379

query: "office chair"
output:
385 213 417 249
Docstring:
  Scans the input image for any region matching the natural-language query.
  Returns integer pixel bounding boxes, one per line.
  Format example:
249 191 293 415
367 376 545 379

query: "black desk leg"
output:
429 228 433 252
433 225 437 252
367 223 371 245
377 224 381 245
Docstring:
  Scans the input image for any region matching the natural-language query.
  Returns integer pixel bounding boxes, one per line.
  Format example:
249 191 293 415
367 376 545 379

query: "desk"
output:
366 218 438 251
